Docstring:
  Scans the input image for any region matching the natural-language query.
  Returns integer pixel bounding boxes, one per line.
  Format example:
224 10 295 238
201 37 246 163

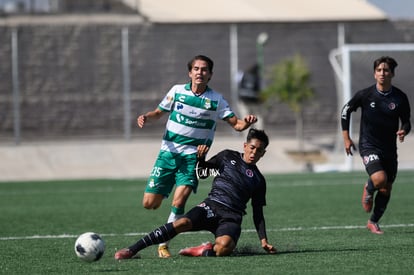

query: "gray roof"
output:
124 0 387 23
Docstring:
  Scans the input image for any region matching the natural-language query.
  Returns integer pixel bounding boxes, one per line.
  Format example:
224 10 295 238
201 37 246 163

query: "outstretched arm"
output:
342 130 356 156
398 106 411 142
253 205 277 254
137 108 165 128
341 102 356 156
225 115 257 132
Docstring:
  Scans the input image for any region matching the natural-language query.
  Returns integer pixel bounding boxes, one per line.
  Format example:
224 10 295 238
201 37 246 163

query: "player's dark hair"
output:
374 56 398 74
187 55 214 73
247 128 269 148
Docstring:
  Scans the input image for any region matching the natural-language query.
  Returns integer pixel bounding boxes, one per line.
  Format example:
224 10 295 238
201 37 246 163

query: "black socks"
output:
370 192 391 223
128 222 177 254
366 179 375 194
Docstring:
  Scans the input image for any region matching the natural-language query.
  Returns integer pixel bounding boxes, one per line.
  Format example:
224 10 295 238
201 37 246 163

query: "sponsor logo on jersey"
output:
195 162 220 179
185 118 207 127
196 203 215 218
176 113 207 127
363 154 379 165
370 102 376 108
176 114 184 122
176 103 184 110
190 119 206 127
246 169 254 177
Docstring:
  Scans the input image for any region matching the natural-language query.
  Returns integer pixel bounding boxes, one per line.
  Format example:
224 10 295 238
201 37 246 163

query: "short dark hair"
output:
246 128 269 148
374 56 398 74
187 55 214 73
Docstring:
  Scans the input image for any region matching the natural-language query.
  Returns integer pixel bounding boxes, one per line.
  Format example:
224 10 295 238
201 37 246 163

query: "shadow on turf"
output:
233 245 365 257
276 247 364 255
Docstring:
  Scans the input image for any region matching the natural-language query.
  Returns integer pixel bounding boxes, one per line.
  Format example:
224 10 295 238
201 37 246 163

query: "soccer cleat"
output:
158 245 172 258
366 221 384 234
179 242 213 257
362 183 373 213
114 248 139 260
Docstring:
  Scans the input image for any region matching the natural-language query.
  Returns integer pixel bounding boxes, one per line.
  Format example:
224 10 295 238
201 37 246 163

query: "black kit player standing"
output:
114 128 277 259
341 56 411 234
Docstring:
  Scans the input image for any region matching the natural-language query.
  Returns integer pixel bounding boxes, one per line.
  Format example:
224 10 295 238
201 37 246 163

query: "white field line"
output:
1 223 414 241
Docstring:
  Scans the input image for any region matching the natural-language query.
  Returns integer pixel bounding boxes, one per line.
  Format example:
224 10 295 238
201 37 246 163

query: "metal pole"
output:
337 23 345 48
122 27 131 140
11 28 21 145
342 46 353 171
256 43 263 88
229 24 239 114
256 32 268 91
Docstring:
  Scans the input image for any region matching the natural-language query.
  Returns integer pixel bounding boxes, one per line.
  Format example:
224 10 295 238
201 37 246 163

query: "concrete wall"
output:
1 19 414 142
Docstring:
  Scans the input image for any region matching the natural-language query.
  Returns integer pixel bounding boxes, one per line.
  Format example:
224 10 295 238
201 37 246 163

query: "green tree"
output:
261 54 315 152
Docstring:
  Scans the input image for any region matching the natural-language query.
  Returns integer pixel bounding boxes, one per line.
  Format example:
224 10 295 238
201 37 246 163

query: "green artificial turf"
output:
1 171 413 274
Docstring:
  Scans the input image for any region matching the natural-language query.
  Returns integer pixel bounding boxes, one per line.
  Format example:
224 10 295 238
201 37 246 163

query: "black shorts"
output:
361 150 398 183
184 199 242 244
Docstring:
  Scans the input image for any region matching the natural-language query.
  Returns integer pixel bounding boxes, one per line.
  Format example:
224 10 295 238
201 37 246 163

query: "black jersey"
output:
201 149 266 215
341 85 411 156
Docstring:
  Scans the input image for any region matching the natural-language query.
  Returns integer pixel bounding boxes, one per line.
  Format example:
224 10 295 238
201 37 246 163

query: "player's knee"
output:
371 172 387 188
172 217 192 232
142 202 160 210
214 237 235 256
142 195 162 209
214 244 234 256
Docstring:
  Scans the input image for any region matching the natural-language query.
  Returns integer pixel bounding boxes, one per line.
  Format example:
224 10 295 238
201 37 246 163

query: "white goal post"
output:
325 43 414 172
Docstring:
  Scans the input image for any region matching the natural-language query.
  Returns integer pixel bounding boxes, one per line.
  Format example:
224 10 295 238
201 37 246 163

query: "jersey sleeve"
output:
158 85 177 112
341 89 364 131
204 150 227 167
251 174 267 207
252 205 267 240
252 174 267 240
216 95 235 120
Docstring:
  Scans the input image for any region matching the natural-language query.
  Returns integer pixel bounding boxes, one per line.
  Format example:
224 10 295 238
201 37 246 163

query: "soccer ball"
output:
74 232 105 262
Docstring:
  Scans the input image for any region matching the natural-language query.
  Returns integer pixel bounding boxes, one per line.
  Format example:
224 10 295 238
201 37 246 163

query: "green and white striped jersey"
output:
158 83 235 155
